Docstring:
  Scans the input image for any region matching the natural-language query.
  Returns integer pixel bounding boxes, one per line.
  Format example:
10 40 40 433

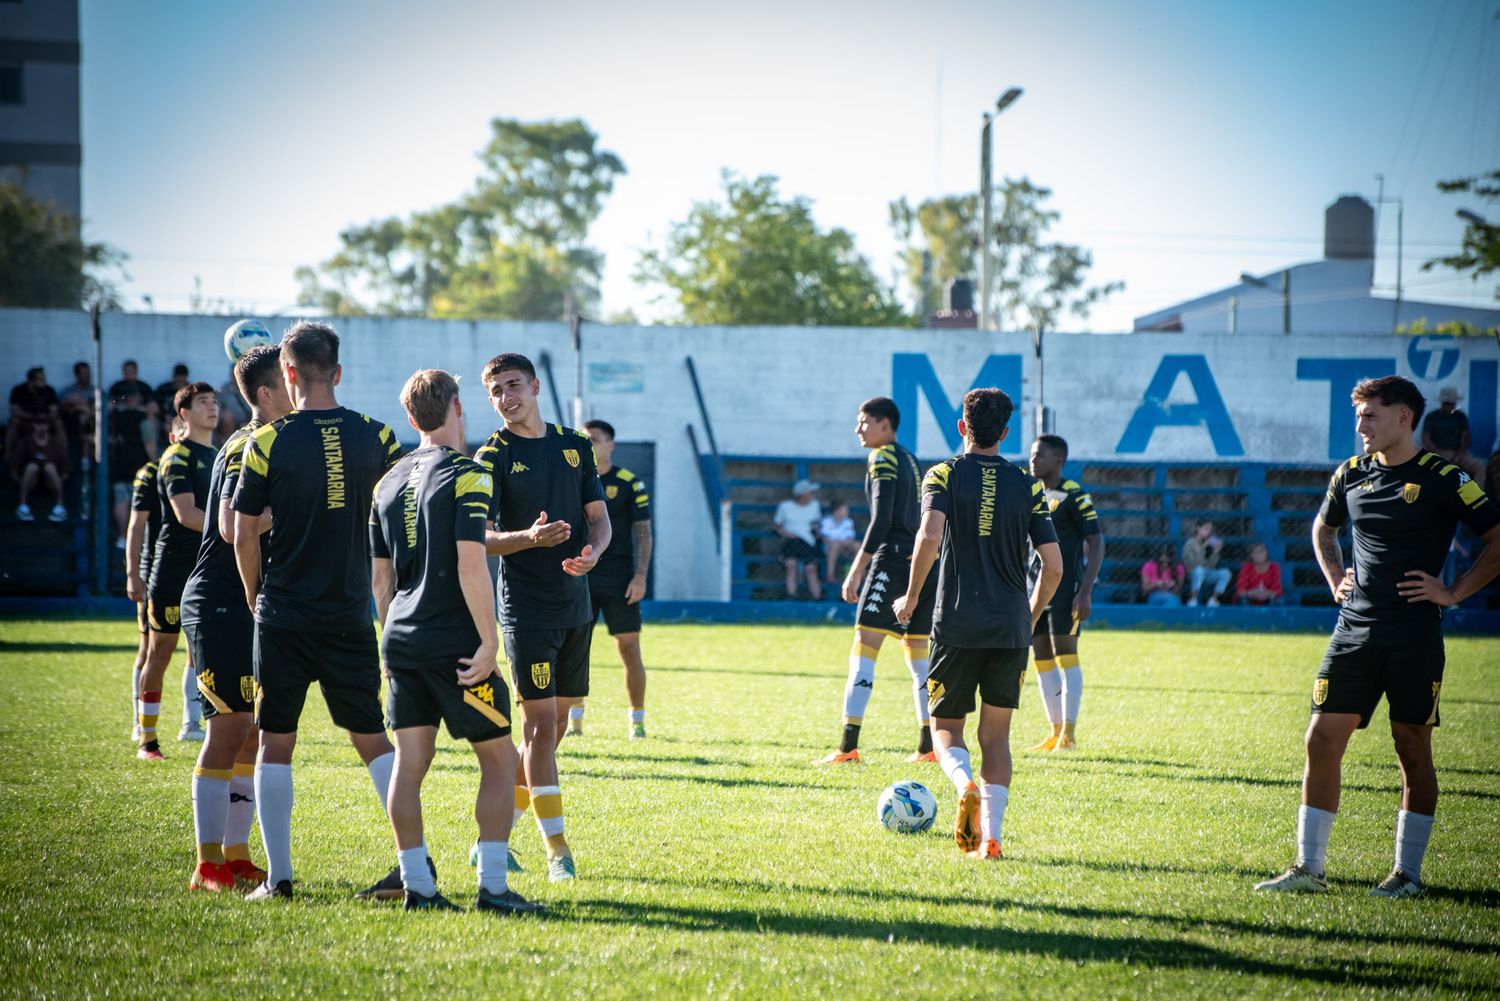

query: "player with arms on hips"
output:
179 346 291 892
1026 434 1104 752
815 396 938 765
124 439 168 742
371 370 544 915
1255 376 1500 898
566 419 653 739
139 385 218 759
894 388 1061 861
231 322 409 902
475 353 610 883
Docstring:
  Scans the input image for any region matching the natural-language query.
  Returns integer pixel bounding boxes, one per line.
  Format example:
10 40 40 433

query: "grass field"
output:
1 618 1498 999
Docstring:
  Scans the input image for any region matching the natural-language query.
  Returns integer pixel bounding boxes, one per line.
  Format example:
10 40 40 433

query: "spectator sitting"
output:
818 501 859 585
12 416 69 521
107 387 157 548
1141 544 1185 607
774 478 823 600
6 367 64 476
1235 543 1283 605
1420 387 1485 481
59 361 96 461
154 363 190 419
1183 518 1231 606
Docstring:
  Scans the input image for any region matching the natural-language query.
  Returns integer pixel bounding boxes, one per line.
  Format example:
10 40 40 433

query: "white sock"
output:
902 645 930 725
1062 665 1083 724
130 664 141 725
476 840 509 895
182 663 202 725
367 751 395 818
842 639 876 722
629 708 645 725
1395 810 1434 881
399 845 436 897
255 763 294 885
192 770 230 848
939 746 974 794
1296 804 1336 877
226 769 255 849
1036 665 1063 726
569 704 585 723
980 784 1009 843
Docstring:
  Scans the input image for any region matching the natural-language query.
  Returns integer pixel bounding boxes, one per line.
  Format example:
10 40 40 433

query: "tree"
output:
890 178 1121 331
1423 169 1499 300
635 172 908 327
296 118 624 320
0 178 128 309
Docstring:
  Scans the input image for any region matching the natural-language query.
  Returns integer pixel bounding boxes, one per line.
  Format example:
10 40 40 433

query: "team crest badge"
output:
606 484 619 499
165 606 180 625
240 676 255 702
531 661 552 689
563 449 580 468
1402 482 1421 504
1313 678 1329 706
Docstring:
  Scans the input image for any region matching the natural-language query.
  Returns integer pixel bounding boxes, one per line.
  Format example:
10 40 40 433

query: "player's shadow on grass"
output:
1078 759 1500 803
646 663 834 681
0 640 138 654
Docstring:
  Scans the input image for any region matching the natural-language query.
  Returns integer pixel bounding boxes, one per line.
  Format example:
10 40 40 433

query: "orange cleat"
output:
189 861 237 893
1053 734 1077 752
906 750 937 763
967 839 1003 861
954 782 980 853
1029 733 1060 752
812 749 860 766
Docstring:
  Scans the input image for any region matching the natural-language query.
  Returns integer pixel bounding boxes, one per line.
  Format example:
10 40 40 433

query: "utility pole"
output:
977 88 1022 331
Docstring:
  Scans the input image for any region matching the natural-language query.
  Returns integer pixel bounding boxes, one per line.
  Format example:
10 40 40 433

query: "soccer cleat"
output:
966 839 1003 861
177 722 205 742
404 889 463 912
137 743 164 761
954 783 981 853
477 886 546 915
356 855 437 901
1253 863 1329 893
547 854 576 883
1052 734 1077 752
468 842 524 873
905 750 937 763
630 723 647 740
565 719 584 737
1368 868 1425 899
1029 733 1060 752
245 879 293 901
226 858 268 887
812 749 860 766
189 861 237 893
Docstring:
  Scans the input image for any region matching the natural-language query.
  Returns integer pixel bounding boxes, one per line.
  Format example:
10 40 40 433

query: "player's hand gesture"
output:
1072 587 1093 623
456 641 499 686
892 593 912 625
1332 567 1355 604
126 572 145 603
841 568 863 605
562 544 599 577
625 573 647 604
526 510 571 549
1398 569 1458 606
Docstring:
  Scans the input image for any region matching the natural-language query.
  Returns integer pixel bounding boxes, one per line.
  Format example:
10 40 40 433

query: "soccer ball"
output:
224 319 274 363
876 780 937 834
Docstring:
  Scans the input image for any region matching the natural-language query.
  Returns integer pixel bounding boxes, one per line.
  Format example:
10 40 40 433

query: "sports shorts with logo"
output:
1033 576 1082 638
252 621 384 734
185 613 255 718
1312 625 1445 729
387 665 512 742
926 643 1029 717
504 623 592 702
145 571 188 634
136 601 149 635
589 574 642 635
857 550 936 638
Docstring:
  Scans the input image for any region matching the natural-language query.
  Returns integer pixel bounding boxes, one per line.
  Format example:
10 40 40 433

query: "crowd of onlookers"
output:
1140 522 1285 607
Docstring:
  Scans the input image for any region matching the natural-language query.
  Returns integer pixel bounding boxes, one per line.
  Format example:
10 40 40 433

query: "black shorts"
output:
1313 630 1445 729
780 538 821 564
137 601 149 635
504 624 592 702
145 587 185 634
1033 579 1081 639
926 642 1029 718
387 665 512 742
253 621 384 734
857 550 936 639
590 575 642 635
185 615 255 719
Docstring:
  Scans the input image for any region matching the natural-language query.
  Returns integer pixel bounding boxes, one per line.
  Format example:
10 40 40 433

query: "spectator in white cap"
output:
774 478 824 600
1420 387 1483 480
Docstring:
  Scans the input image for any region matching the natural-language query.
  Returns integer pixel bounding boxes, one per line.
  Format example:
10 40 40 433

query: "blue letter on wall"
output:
892 353 1024 455
1295 358 1396 461
1116 355 1244 456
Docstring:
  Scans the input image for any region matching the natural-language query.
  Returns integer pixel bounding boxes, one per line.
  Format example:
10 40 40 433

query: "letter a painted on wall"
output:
1116 355 1244 456
892 353 1024 454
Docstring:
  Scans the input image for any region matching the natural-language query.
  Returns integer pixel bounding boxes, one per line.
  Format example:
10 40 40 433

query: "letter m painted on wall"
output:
893 353 1024 455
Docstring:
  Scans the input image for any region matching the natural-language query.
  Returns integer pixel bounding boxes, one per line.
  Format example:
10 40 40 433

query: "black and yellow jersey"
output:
861 441 922 556
232 407 401 632
180 421 260 625
921 452 1058 649
1319 450 1498 639
370 445 492 671
474 423 606 630
1039 478 1101 585
129 460 162 582
594 466 650 582
150 438 215 589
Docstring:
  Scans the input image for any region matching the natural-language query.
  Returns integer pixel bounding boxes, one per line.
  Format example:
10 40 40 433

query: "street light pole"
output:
977 87 1022 331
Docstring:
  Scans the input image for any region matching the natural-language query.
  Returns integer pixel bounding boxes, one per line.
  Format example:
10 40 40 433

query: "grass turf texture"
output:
1 619 1498 998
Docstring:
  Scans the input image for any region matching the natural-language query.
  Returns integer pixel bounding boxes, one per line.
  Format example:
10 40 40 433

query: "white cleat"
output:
1368 868 1425 899
177 722 205 742
1253 862 1328 893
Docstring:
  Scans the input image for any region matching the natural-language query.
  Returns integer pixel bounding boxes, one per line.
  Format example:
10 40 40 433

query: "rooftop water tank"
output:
1325 196 1374 260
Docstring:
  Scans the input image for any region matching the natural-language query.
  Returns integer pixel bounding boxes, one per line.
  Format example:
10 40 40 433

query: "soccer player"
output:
231 322 406 902
1255 376 1500 898
139 384 218 759
568 419 653 739
475 353 610 883
180 346 290 892
371 369 544 915
894 388 1061 861
815 397 937 765
1026 434 1104 752
124 448 165 741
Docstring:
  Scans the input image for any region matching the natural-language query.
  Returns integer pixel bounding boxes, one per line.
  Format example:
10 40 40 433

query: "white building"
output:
0 0 80 216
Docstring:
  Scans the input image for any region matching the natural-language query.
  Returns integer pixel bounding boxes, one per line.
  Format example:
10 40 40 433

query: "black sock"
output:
917 726 933 755
839 723 861 754
143 739 160 752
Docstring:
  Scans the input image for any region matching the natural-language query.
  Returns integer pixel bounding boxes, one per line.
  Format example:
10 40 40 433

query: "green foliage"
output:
0 179 128 309
1394 317 1498 337
1423 169 1500 300
890 179 1121 330
636 172 909 327
297 119 624 320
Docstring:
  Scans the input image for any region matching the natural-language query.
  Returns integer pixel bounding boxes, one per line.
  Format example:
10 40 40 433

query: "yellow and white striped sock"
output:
531 785 567 857
139 690 161 743
513 784 530 830
1058 653 1082 734
192 765 231 864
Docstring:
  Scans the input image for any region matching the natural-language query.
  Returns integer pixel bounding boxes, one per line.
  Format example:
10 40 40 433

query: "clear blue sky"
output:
80 0 1500 331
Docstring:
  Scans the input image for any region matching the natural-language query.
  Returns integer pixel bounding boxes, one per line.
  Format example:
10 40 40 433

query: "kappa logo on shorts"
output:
605 484 619 499
201 670 216 692
1402 482 1421 504
1313 678 1329 706
530 661 551 689
927 676 945 710
240 675 255 702
471 682 496 706
563 449 580 468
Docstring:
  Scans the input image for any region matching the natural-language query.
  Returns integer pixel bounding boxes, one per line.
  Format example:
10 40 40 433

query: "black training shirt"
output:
180 421 260 625
862 441 922 557
1036 478 1101 586
150 438 215 589
594 465 651 581
130 460 162 583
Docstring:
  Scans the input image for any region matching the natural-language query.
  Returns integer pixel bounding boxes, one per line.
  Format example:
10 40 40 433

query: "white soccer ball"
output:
224 319 274 363
876 780 937 834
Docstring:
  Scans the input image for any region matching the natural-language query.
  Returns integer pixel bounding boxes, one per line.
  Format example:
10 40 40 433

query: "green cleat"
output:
547 854 576 883
630 723 647 740
468 842 523 873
